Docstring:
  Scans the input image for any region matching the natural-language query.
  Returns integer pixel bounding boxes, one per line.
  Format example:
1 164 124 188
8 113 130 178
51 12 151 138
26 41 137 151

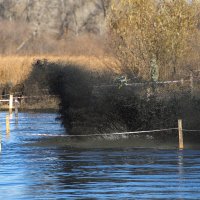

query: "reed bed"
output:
0 55 119 85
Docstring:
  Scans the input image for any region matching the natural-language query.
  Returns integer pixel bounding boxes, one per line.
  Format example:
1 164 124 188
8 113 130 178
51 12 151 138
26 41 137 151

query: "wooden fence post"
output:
178 119 184 150
9 94 13 114
190 72 193 97
181 78 184 86
14 97 19 116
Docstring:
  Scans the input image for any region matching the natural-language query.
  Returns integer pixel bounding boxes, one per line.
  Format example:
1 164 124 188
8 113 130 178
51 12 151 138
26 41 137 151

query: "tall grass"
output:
0 55 119 86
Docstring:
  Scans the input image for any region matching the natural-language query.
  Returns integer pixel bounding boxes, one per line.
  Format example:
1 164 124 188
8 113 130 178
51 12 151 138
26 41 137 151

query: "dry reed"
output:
0 55 119 85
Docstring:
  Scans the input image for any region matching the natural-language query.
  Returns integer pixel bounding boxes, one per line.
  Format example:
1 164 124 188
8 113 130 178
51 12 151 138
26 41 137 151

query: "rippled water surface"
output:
0 112 200 199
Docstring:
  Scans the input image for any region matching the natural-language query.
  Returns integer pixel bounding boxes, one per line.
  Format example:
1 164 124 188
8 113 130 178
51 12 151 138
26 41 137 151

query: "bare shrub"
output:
108 0 200 80
0 19 110 57
0 20 31 54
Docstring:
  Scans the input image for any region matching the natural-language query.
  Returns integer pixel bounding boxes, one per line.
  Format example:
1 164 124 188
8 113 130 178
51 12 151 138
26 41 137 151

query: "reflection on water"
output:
0 112 200 199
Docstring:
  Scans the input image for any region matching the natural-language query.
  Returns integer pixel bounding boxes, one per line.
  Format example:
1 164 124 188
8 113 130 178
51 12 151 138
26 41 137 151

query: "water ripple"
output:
0 112 200 199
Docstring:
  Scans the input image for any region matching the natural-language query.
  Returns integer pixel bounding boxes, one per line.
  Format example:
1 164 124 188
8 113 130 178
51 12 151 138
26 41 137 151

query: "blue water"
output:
0 112 200 199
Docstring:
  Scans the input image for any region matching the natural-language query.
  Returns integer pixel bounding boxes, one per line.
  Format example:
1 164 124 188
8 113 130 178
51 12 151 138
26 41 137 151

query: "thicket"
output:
108 0 200 80
23 60 200 135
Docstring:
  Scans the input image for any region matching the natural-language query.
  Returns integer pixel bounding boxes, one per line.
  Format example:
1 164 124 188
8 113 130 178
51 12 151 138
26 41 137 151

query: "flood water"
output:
0 112 200 199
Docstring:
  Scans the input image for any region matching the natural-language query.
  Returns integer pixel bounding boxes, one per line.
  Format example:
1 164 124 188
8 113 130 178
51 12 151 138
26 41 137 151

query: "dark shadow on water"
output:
26 132 200 150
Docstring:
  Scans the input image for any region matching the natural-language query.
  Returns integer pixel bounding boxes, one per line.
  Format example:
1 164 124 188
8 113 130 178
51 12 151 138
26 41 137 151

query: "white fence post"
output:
9 94 13 114
178 119 184 150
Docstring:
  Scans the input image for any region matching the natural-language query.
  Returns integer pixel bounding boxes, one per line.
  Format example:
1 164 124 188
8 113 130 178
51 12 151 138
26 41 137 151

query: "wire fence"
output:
0 77 200 147
0 76 198 101
23 128 177 138
0 111 200 151
11 128 200 139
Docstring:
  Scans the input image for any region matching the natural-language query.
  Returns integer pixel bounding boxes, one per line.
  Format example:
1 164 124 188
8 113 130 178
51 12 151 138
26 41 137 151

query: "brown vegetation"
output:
1 1 200 83
0 20 109 56
108 0 200 80
0 55 119 86
1 0 199 83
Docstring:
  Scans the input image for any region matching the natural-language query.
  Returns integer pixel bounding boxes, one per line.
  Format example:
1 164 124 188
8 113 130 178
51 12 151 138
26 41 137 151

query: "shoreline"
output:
0 97 59 113
0 108 59 113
